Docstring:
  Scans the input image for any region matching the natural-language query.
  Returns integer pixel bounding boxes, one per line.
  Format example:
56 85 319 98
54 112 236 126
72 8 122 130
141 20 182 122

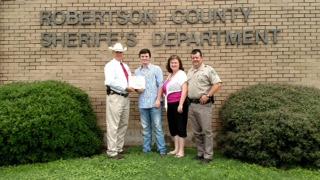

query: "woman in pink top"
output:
157 55 188 158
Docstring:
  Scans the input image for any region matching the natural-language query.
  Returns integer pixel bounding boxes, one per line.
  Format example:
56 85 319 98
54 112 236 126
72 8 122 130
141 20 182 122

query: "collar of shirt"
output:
139 64 151 70
111 58 122 64
191 63 205 72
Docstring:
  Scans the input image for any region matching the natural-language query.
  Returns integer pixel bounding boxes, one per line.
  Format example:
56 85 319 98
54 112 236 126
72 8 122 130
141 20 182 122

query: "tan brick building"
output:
1 0 319 147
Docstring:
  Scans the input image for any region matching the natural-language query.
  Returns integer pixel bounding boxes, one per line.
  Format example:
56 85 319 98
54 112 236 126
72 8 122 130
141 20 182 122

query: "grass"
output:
0 147 319 180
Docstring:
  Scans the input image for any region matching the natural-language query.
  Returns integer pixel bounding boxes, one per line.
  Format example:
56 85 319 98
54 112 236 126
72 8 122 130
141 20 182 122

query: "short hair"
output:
139 48 151 58
166 55 184 73
191 49 202 57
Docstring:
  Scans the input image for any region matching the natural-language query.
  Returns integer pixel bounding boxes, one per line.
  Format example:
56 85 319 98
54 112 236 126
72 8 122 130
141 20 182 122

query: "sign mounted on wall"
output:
40 7 280 48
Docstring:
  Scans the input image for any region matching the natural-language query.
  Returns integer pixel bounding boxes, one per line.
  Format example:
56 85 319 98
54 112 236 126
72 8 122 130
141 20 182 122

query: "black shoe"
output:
201 158 212 164
160 153 166 158
118 151 125 155
109 154 124 160
193 155 204 161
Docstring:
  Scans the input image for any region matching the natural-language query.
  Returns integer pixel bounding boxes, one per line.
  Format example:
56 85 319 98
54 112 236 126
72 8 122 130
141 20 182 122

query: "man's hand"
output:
135 89 144 93
199 95 210 104
155 99 161 108
126 87 135 93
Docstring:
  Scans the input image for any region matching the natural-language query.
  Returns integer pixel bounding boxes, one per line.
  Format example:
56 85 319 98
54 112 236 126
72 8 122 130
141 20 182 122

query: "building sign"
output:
40 7 280 48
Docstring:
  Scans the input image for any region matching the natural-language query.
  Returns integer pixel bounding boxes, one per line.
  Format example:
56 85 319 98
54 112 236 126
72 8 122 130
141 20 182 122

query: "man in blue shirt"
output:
135 49 167 156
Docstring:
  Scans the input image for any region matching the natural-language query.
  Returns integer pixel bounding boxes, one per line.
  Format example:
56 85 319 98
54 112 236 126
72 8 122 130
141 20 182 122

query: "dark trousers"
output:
167 101 189 138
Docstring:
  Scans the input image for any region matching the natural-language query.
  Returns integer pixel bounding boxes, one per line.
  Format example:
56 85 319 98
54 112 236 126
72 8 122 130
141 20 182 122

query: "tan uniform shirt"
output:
187 63 222 99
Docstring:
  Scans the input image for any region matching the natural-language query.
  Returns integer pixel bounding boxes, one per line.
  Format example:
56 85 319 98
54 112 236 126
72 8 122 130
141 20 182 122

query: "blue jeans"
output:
139 107 166 154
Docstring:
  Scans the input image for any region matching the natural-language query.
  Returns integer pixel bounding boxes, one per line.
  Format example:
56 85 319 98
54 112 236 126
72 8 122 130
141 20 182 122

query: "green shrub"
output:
219 84 320 168
0 80 103 165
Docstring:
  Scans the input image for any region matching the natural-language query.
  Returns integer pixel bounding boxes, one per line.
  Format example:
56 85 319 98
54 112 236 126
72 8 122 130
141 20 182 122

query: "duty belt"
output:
188 97 214 104
106 85 128 97
108 90 128 97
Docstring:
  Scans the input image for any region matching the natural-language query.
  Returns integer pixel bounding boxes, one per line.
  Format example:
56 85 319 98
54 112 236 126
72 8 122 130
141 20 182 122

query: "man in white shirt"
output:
104 42 135 159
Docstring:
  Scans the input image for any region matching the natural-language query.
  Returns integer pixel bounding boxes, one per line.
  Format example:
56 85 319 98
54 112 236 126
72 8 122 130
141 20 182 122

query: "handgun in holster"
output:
210 96 215 104
106 85 111 95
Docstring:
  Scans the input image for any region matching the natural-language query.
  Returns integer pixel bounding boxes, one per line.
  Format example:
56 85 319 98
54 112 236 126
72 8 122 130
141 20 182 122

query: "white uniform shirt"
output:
104 59 131 94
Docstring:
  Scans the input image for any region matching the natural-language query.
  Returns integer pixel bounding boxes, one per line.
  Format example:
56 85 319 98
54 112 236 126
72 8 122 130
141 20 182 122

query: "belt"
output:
108 90 128 97
189 99 201 104
189 98 211 104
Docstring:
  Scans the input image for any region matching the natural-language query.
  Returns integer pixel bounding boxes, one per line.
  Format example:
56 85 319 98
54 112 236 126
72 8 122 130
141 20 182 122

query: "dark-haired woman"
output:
157 55 188 158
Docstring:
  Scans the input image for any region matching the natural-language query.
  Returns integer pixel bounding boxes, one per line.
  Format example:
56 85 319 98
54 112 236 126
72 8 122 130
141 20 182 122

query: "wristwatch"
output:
206 94 212 98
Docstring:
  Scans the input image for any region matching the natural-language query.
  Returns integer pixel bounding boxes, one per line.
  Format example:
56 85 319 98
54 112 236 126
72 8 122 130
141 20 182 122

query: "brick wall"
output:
1 0 320 147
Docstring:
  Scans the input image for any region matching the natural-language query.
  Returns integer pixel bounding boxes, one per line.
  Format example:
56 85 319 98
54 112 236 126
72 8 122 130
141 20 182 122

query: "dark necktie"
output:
120 62 128 82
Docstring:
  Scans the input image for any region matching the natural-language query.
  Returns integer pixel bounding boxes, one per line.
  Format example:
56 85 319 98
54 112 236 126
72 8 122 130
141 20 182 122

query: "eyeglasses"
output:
115 51 123 54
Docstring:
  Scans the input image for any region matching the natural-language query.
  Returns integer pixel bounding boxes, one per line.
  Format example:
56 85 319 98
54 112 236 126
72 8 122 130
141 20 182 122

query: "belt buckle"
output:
190 99 200 104
191 99 197 103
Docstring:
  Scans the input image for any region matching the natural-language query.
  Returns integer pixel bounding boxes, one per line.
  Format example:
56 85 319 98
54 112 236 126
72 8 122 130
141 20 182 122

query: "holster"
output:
106 85 111 95
210 96 215 104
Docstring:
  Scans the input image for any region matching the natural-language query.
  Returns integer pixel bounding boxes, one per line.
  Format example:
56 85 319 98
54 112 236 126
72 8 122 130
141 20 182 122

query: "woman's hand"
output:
177 104 183 113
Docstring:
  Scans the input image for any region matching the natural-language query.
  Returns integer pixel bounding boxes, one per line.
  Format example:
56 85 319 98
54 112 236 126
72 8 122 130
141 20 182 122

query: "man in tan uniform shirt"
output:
187 49 222 164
